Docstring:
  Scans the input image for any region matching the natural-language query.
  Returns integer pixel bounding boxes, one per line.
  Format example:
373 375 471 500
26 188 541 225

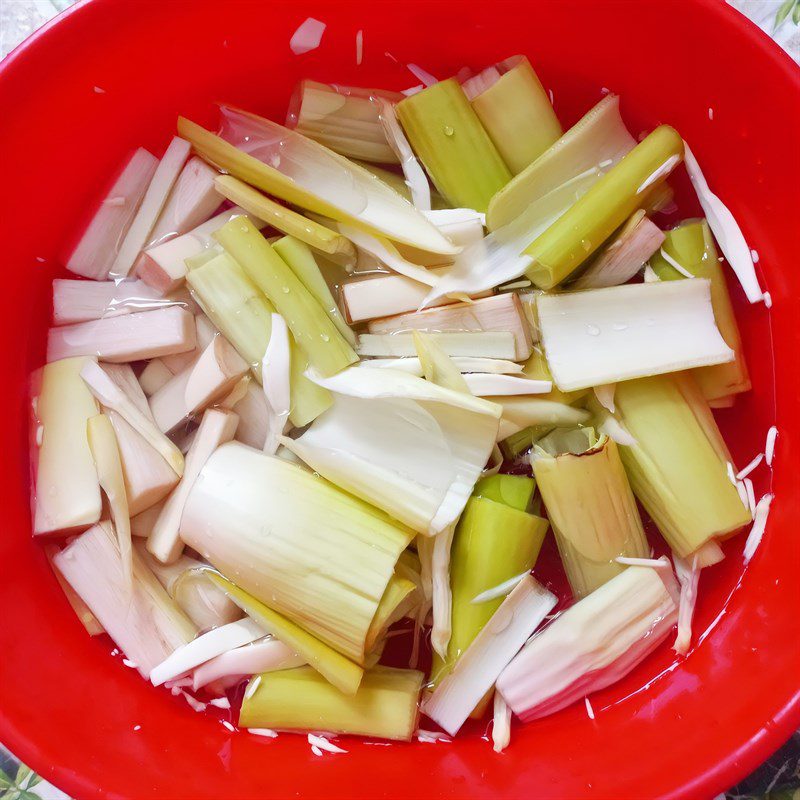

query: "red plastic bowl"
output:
1 0 799 797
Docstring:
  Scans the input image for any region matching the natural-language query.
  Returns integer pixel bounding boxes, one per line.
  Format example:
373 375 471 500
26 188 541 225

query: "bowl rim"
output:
0 1 798 798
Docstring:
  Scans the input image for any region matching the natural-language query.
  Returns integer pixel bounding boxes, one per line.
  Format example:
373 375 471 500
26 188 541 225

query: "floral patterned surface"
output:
0 1 798 798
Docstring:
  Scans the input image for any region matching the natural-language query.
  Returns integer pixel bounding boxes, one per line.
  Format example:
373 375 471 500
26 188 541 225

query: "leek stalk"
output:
649 219 750 400
613 373 751 556
524 126 684 289
473 474 536 512
533 429 649 597
396 79 511 212
214 217 358 377
521 347 589 406
239 665 423 740
464 56 562 175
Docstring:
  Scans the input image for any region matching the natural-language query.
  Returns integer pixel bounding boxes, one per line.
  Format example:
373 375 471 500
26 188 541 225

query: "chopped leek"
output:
395 79 511 211
413 331 469 393
521 347 588 405
473 474 536 512
357 332 518 360
193 637 304 690
649 219 750 400
524 126 684 289
180 442 413 664
533 429 649 597
612 373 752 556
239 665 423 740
44 544 104 636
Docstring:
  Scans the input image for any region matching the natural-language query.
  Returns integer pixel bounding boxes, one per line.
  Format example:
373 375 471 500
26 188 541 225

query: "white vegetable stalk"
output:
497 566 679 721
80 360 184 476
673 554 700 655
44 544 104 636
463 374 551 396
130 500 164 538
689 539 725 568
87 414 133 587
682 142 763 303
193 637 305 690
743 493 773 565
139 359 174 396
140 156 221 251
491 395 590 441
54 522 196 679
340 268 490 324
150 617 266 686
147 408 239 564
179 442 413 663
358 357 524 376
537 279 735 391
230 379 270 449
357 332 518 360
368 294 533 362
571 211 665 290
413 330 469 394
110 136 192 278
181 106 458 255
431 526 455 659
159 314 219 374
100 363 179 516
261 314 292 455
397 208 485 268
51 279 189 326
492 693 512 753
136 544 243 630
281 367 502 535
376 98 431 210
32 357 101 535
423 575 556 735
149 336 249 434
66 148 158 280
47 306 196 364
138 206 264 294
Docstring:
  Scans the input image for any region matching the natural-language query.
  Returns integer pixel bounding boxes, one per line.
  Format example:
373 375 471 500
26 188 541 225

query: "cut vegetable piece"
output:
689 538 725 569
570 210 665 289
288 80 402 163
413 331 469 394
497 566 678 720
430 497 548 689
32 357 101 535
289 17 325 54
396 79 511 211
51 279 185 326
240 665 422 740
149 338 248 434
533 430 649 598
110 137 192 278
368 294 532 362
673 554 700 655
521 347 588 406
464 374 551 396
682 142 763 303
613 373 752 556
487 94 636 231
141 157 221 251
340 269 489 324
490 394 590 441
54 522 195 678
428 526 456 659
179 108 457 255
282 368 501 535
473 474 535 512
207 572 364 694
649 219 750 400
150 617 265 686
181 443 412 663
402 207 486 268
365 574 418 653
261 314 291 454
525 126 683 289
147 408 239 563
158 312 218 374
358 332 516 359
464 56 561 175
130 501 164 538
139 359 174 396
492 693 512 753
193 637 304 690
47 306 196 364
215 176 355 265
229 379 269 448
87 414 132 585
140 206 264 294
80 360 184 476
65 148 158 280
358 357 523 376
351 160 448 209
136 544 243 630
537 279 734 391
45 543 104 635
425 575 556 735
271 236 355 346
287 343 333 427
215 217 358 377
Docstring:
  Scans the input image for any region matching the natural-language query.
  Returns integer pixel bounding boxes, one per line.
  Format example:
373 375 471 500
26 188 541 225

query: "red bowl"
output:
1 0 798 797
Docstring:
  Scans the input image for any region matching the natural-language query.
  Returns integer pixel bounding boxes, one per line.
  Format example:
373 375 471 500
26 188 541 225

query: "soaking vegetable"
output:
34 52 771 753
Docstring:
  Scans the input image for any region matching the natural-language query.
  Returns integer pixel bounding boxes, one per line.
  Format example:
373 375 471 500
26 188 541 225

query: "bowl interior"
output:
0 1 798 798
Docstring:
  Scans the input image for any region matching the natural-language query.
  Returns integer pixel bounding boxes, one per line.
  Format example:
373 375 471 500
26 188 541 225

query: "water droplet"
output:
443 125 454 137
282 286 290 294
612 323 628 332
320 333 330 342
585 324 601 336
